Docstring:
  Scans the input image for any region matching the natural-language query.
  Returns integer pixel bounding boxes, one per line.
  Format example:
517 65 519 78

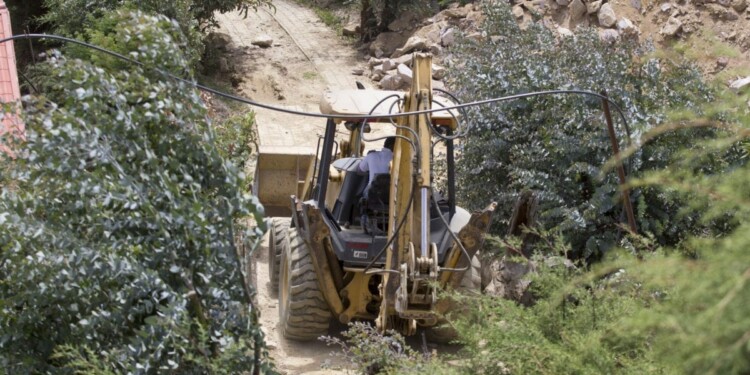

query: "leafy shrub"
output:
38 0 270 69
0 11 270 373
448 2 736 258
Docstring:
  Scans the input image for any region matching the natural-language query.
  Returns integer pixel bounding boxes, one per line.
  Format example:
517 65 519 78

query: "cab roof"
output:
319 89 460 127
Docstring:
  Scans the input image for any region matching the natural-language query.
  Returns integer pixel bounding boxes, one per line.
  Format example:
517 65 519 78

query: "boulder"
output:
382 59 397 71
432 64 447 80
587 0 602 14
732 0 747 12
251 35 273 48
512 4 525 18
569 0 588 22
730 76 750 90
598 3 617 27
394 54 414 67
442 7 470 18
372 64 385 77
616 18 638 36
415 22 445 46
660 16 682 36
396 64 413 84
599 28 620 43
205 32 232 51
707 3 740 20
351 68 364 76
342 23 360 37
441 28 457 47
660 2 672 12
380 74 403 90
368 57 384 67
557 27 575 37
557 0 570 6
429 44 443 56
391 36 428 58
369 32 409 58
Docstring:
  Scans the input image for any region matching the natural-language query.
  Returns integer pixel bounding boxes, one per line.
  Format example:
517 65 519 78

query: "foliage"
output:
321 322 430 374
214 111 259 168
0 11 271 373
37 0 270 69
448 2 739 258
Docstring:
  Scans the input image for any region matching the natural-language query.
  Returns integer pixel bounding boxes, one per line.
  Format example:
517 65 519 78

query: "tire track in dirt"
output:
216 4 366 374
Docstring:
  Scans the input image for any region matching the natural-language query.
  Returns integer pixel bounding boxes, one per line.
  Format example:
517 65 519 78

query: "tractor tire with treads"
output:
268 217 291 298
427 254 482 343
279 228 332 340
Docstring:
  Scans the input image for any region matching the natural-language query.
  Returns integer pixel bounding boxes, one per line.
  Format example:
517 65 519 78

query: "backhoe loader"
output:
258 53 496 340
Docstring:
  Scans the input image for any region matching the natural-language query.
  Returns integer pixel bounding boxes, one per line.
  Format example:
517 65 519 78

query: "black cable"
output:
0 33 633 143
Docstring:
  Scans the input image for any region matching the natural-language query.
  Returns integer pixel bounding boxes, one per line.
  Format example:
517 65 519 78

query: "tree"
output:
448 2 736 258
0 10 270 373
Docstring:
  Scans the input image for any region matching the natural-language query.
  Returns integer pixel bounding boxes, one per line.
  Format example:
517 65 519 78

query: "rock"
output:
368 57 384 67
415 22 445 46
432 64 447 80
396 64 413 84
587 0 602 14
732 0 748 12
599 28 620 43
716 57 730 70
557 0 570 6
569 0 588 22
466 32 483 42
380 74 403 90
490 35 503 43
557 27 575 37
707 3 740 20
598 3 617 27
391 36 428 58
352 68 364 76
660 2 672 12
393 54 413 67
369 32 409 58
342 23 360 37
660 16 682 37
205 32 232 51
616 18 638 36
371 71 384 82
382 59 397 71
729 76 750 90
372 64 385 77
512 5 525 18
429 44 443 56
630 0 642 12
251 35 273 48
441 28 457 47
442 7 470 18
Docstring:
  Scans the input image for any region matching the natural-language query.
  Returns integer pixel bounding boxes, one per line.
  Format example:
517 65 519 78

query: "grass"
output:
672 31 742 62
302 71 318 80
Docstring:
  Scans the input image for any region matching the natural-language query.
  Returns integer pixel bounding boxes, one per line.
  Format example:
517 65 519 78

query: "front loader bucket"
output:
253 146 316 217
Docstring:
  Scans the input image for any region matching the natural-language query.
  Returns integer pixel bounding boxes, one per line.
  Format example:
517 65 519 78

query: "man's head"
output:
384 136 396 151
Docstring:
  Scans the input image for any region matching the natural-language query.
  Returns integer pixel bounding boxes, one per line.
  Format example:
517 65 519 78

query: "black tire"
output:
279 228 331 340
427 254 482 343
268 218 290 298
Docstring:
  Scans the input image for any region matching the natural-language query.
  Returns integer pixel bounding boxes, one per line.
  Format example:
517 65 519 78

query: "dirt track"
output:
216 5 366 374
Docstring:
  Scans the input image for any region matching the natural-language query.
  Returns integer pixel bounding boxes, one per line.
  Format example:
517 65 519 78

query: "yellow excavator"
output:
256 53 496 340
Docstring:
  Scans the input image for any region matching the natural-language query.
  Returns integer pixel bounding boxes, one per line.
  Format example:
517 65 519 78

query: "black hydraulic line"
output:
316 119 337 208
446 128 456 219
0 33 633 143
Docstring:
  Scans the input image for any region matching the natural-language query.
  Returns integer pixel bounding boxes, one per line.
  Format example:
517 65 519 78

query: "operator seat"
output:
360 173 390 235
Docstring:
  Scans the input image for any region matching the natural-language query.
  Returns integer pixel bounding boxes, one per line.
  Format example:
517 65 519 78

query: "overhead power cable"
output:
0 33 632 142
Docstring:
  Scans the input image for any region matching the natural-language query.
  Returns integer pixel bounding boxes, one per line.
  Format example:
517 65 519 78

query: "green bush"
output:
0 11 270 373
448 2 736 258
38 0 270 69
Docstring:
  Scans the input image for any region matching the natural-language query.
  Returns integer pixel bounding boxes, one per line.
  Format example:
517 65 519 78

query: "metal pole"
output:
601 91 637 234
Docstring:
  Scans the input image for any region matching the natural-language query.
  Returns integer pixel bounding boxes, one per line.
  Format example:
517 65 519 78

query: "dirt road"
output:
216 4 369 374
